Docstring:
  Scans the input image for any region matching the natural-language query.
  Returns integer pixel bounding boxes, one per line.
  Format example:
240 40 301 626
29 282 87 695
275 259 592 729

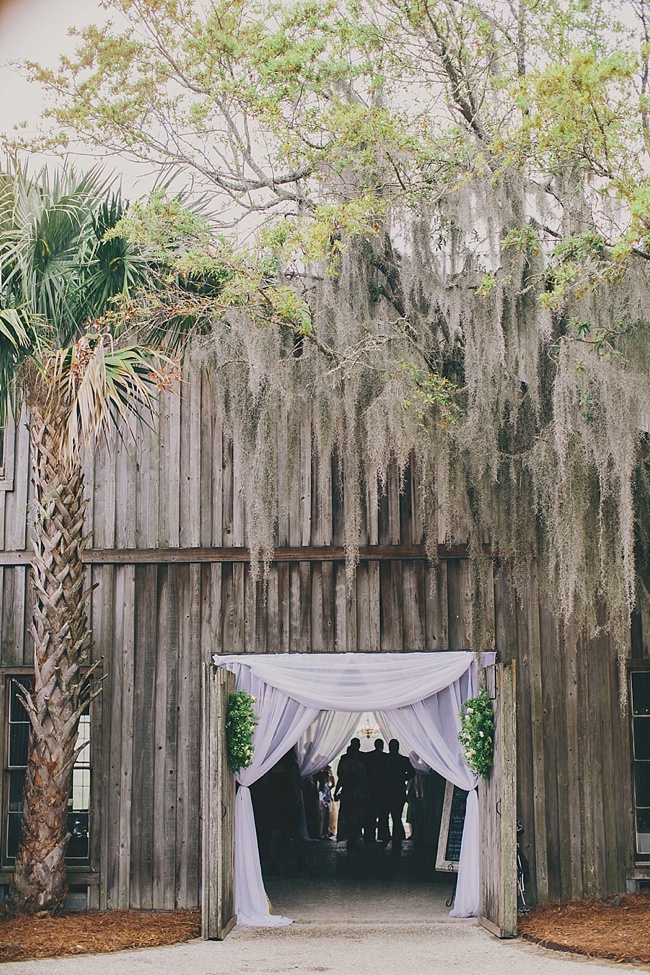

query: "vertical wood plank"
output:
609 631 634 892
356 564 370 652
289 564 301 653
479 662 518 938
130 564 157 909
163 566 180 908
576 628 596 897
277 563 290 653
334 562 348 651
4 408 30 551
231 564 246 653
266 566 280 652
202 665 236 939
114 422 137 551
539 600 563 901
104 566 123 907
515 582 536 899
0 482 6 550
176 564 202 907
586 623 607 895
402 561 425 650
181 368 202 548
202 563 223 661
158 389 181 548
1 568 25 666
310 564 324 652
367 561 381 652
562 619 584 898
526 563 548 901
300 420 312 545
211 398 224 547
597 623 619 893
152 565 178 907
321 562 334 651
447 560 463 649
117 566 136 909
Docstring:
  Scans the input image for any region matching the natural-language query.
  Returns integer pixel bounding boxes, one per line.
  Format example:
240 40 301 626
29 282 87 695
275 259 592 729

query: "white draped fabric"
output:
215 651 495 927
376 666 480 917
221 651 479 710
295 711 361 840
229 670 319 926
296 711 363 778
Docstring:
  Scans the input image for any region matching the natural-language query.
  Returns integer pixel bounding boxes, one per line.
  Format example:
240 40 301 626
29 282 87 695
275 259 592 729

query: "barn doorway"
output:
201 653 516 940
256 723 458 924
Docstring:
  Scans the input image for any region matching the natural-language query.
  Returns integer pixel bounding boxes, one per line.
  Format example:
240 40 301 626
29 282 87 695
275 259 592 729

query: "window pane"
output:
632 673 650 715
9 680 30 722
66 813 89 859
638 809 650 853
635 764 650 807
7 813 22 859
634 719 650 760
8 769 25 812
8 722 29 767
71 768 90 812
3 681 91 865
75 715 90 763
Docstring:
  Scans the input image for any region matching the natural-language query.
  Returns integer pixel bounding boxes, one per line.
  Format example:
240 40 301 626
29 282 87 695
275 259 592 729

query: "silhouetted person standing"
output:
335 738 368 851
363 738 388 843
264 748 304 873
383 739 414 851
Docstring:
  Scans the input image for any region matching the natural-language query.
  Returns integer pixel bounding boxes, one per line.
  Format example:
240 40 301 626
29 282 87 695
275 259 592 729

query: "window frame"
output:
628 660 650 864
1 669 94 869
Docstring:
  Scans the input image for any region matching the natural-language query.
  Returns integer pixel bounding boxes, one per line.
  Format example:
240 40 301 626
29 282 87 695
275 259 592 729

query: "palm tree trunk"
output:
7 411 94 915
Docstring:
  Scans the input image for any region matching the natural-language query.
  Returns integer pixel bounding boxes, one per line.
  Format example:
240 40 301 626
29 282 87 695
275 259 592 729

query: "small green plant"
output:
225 691 259 773
458 689 495 779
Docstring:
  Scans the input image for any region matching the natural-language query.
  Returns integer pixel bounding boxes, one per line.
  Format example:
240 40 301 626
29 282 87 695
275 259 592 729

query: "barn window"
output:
631 670 650 860
3 676 91 865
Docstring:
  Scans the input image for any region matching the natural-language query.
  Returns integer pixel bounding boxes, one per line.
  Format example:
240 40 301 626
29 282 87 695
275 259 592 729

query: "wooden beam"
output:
0 543 492 567
0 550 31 565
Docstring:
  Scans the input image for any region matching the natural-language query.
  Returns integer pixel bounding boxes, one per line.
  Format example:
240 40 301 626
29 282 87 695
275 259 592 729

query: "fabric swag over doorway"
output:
214 651 496 926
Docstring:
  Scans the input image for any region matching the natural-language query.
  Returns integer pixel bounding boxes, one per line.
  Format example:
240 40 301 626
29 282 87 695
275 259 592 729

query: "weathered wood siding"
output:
0 380 642 908
495 565 636 903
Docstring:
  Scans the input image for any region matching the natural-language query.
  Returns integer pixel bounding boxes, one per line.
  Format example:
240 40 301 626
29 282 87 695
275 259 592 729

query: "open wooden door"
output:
478 661 517 938
201 664 236 939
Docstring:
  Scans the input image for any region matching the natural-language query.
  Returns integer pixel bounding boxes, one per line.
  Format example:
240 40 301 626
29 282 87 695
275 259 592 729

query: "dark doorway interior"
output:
253 762 456 922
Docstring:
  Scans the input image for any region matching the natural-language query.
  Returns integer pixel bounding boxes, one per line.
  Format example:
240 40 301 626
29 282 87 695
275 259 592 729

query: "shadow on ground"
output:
262 838 457 921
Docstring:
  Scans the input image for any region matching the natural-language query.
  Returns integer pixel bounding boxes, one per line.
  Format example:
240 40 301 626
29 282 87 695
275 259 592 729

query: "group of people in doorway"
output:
334 737 414 852
251 737 416 873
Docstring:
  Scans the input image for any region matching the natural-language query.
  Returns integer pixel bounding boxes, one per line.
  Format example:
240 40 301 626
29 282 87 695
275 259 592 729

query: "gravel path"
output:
1 919 647 975
4 842 644 974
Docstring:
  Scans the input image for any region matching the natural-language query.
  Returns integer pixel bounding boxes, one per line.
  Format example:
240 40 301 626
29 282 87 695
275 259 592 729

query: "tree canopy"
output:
11 0 650 670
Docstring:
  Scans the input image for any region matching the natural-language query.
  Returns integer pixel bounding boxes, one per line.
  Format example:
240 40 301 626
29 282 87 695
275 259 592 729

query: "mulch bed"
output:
518 890 650 965
0 909 201 962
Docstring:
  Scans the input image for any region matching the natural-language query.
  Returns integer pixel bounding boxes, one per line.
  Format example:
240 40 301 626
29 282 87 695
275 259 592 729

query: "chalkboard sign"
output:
436 781 468 872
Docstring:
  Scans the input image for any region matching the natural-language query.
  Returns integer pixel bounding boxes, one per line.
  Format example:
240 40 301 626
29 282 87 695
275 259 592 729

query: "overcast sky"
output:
0 0 157 193
0 0 101 132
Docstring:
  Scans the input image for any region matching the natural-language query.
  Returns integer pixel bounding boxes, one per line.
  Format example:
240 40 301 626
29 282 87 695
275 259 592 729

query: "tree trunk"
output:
6 412 94 915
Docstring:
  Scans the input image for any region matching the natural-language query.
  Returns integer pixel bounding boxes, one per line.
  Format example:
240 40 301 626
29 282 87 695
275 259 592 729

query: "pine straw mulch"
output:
0 908 201 962
518 890 650 965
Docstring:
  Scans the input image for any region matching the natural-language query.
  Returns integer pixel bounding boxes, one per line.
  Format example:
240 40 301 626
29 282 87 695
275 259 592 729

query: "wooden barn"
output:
0 374 648 932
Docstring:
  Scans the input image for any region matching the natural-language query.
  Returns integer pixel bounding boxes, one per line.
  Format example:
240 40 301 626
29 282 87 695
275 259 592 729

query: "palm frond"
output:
43 335 179 462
